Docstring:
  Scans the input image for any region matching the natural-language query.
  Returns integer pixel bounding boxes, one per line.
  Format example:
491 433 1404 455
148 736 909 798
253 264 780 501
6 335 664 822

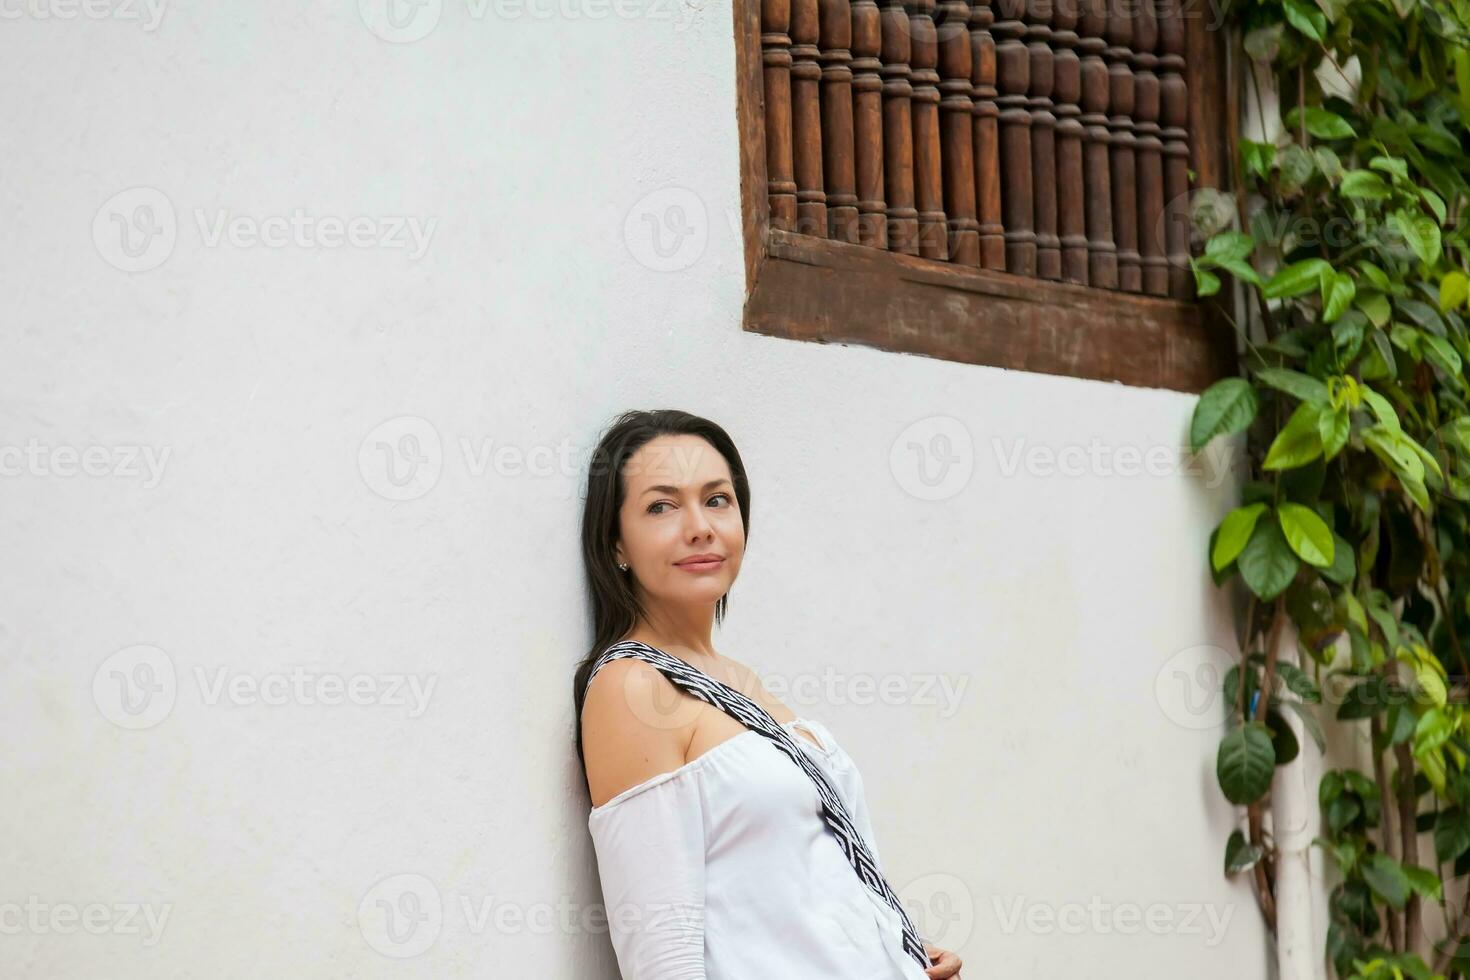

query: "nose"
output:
684 504 714 539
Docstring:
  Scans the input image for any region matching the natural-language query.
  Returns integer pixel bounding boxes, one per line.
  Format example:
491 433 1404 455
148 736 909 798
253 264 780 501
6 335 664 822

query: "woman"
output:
572 409 964 980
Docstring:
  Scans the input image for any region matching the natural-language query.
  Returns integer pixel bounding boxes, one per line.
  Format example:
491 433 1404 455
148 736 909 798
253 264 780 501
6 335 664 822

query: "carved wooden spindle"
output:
969 0 1006 269
1051 0 1086 283
851 0 888 248
1024 0 1060 279
938 0 980 265
791 0 828 237
910 0 949 259
762 0 798 230
881 0 920 254
1105 1 1140 291
993 0 1035 274
1156 0 1192 298
819 0 859 242
1132 0 1167 295
1077 0 1116 287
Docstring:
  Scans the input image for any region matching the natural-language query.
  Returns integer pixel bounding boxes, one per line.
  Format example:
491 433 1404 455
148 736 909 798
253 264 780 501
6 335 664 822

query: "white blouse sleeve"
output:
587 769 708 979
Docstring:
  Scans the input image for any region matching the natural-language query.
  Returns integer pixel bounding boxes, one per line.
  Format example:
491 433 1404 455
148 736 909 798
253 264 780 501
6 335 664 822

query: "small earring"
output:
618 562 629 571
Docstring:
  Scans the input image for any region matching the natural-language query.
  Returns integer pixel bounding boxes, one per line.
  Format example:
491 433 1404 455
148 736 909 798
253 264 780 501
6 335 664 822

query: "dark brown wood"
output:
1077 0 1115 288
994 0 1035 274
851 0 889 248
1133 0 1167 296
791 0 828 237
1025 0 1060 279
763 0 798 231
938 0 980 266
1051 0 1086 284
736 0 771 295
910 0 950 259
1105 2 1140 292
970 0 1006 269
819 0 860 243
881 0 920 254
1157 0 1192 298
746 228 1235 392
733 0 1239 392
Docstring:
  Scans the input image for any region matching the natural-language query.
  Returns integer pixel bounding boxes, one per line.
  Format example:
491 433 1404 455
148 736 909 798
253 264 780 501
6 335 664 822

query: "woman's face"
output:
614 434 744 610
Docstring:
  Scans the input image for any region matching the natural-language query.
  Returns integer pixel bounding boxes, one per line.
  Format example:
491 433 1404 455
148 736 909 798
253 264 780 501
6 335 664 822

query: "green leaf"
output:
1239 517 1301 600
1401 863 1442 901
1225 829 1264 873
1361 388 1402 433
1358 291 1392 327
1282 0 1327 41
1440 271 1470 311
1264 258 1334 300
1323 271 1357 323
1424 333 1464 380
1279 502 1335 567
1205 231 1255 263
1255 367 1330 404
1321 530 1357 584
1276 661 1322 702
1339 169 1393 199
1284 105 1355 140
1436 808 1470 864
1362 852 1411 909
1242 140 1276 179
1190 377 1258 453
1192 263 1222 297
1319 405 1351 461
1337 676 1389 719
1217 721 1276 804
1263 401 1325 470
1213 503 1268 571
1392 209 1443 267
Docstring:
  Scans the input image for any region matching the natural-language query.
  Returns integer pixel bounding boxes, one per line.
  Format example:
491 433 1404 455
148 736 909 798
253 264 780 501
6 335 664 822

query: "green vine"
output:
1191 0 1470 975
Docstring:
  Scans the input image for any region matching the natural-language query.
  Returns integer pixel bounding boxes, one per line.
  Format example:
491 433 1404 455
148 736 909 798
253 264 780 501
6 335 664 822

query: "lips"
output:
676 555 725 567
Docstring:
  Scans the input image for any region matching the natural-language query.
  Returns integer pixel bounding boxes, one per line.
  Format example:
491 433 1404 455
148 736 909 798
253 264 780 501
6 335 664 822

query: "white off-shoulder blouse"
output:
587 716 930 980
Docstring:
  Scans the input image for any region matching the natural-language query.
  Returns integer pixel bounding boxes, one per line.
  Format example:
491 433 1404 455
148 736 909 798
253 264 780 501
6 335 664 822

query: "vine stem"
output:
1371 713 1404 950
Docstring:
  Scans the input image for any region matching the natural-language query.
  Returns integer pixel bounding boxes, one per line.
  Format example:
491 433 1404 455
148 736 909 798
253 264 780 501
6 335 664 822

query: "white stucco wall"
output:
1 2 1270 976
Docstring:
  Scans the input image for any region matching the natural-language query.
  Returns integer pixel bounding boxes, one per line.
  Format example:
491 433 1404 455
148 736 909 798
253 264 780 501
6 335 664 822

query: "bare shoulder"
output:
705 653 797 724
581 658 694 808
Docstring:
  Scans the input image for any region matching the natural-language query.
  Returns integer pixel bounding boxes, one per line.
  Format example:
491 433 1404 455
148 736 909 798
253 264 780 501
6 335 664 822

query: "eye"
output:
647 493 732 515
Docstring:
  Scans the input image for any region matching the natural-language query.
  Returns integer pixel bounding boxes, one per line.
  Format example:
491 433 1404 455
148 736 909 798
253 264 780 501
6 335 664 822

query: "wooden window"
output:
734 0 1237 392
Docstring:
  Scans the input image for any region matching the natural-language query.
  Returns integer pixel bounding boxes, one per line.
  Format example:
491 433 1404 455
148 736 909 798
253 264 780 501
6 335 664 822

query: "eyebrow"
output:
640 478 733 497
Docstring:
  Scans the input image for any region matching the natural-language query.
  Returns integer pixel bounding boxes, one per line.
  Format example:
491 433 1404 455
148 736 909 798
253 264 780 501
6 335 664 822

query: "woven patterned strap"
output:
585 639 930 971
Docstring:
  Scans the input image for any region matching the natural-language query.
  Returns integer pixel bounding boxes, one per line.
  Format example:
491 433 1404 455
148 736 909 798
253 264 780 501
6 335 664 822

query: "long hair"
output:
571 409 752 775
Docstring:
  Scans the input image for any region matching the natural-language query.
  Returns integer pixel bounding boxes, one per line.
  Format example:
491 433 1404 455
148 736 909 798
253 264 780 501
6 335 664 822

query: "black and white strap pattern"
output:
585 639 930 971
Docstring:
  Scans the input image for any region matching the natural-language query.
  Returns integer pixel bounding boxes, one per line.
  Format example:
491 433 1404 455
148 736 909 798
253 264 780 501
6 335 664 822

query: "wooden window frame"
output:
732 0 1239 393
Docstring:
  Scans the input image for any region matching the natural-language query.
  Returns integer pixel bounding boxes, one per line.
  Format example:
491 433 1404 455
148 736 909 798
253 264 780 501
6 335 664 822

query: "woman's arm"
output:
583 660 708 979
588 771 708 979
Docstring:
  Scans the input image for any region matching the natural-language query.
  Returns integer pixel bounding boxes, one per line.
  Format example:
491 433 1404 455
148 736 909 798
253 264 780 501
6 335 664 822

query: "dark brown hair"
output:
571 409 752 774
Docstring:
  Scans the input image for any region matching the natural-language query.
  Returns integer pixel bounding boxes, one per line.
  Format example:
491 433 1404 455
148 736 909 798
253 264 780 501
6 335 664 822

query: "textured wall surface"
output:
0 2 1269 976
